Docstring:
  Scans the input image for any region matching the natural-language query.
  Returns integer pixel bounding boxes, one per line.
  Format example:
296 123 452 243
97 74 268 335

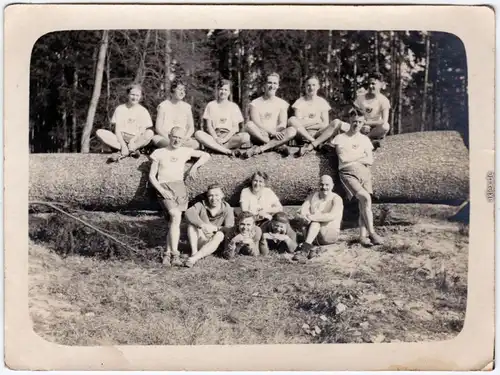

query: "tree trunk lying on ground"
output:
30 131 469 211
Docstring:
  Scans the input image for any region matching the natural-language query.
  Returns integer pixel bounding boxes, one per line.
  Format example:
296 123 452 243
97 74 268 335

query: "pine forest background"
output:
29 30 468 153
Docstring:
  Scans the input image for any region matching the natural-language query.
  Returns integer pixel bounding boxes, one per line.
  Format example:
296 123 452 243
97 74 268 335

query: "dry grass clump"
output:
28 204 469 346
30 212 167 262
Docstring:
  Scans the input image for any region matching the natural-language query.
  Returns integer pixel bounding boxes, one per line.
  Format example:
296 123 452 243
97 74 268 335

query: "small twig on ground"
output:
29 201 146 259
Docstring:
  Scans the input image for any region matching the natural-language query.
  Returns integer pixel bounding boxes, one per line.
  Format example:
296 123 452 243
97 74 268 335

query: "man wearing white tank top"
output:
293 175 344 262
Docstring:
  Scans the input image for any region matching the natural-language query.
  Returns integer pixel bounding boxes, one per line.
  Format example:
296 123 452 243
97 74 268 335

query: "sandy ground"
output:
28 204 468 345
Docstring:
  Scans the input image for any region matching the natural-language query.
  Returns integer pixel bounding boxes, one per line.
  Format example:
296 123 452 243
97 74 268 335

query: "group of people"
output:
96 72 390 160
96 71 390 267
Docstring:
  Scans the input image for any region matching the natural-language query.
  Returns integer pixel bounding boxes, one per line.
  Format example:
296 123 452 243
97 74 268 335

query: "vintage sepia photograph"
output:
4 4 494 371
28 27 470 346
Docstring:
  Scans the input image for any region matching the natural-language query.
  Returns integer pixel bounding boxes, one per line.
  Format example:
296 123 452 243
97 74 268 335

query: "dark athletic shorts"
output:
339 163 373 201
157 181 188 212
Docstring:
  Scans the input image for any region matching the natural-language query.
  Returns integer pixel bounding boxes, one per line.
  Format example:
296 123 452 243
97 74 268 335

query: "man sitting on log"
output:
149 127 210 267
287 75 334 156
353 72 391 148
292 175 344 262
96 84 154 162
330 109 384 246
194 79 251 156
241 72 297 158
184 184 235 268
152 80 200 150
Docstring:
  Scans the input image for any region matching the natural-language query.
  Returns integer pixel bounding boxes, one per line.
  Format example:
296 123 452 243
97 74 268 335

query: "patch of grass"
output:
29 205 469 346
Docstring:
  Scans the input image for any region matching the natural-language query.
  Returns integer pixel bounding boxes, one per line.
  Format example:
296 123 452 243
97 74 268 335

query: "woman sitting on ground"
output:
96 84 154 162
152 79 199 149
195 79 251 156
239 171 283 227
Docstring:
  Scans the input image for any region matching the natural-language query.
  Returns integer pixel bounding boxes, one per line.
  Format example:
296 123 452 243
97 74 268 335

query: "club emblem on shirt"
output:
170 156 178 162
127 118 136 123
365 107 373 114
308 113 316 119
219 118 227 124
264 112 273 120
352 144 359 150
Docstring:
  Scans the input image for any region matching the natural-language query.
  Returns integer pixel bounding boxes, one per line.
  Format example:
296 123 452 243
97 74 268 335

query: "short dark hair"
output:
207 184 224 194
348 107 364 118
368 72 383 82
127 84 143 94
272 212 289 224
238 211 255 224
217 79 232 89
170 79 186 93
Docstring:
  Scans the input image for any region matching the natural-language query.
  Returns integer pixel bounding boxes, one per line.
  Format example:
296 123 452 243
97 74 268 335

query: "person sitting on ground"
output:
96 84 154 162
240 171 283 227
292 175 344 262
353 72 391 147
149 127 210 267
194 79 251 156
152 79 199 149
287 75 333 156
222 211 269 260
184 184 235 268
330 109 384 247
242 72 297 158
261 212 298 254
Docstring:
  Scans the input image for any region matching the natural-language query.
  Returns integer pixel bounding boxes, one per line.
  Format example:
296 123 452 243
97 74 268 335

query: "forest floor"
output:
28 204 468 346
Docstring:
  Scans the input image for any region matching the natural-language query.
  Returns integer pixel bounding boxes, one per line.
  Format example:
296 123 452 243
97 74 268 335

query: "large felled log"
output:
29 131 469 210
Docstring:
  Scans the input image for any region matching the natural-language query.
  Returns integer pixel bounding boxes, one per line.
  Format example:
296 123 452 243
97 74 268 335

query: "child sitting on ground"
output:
223 211 269 259
261 212 298 254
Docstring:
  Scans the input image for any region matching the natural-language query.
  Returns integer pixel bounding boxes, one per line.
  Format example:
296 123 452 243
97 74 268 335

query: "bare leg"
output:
356 191 375 235
187 231 225 265
167 208 183 257
259 127 297 152
96 129 120 150
128 129 154 151
152 135 169 148
311 120 343 147
305 221 322 244
288 117 315 143
195 130 232 155
245 121 270 144
358 207 368 238
297 120 343 156
368 122 390 139
184 137 200 149
187 224 200 256
225 132 251 150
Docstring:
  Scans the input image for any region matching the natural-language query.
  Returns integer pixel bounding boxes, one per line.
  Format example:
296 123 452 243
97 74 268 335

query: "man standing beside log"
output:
331 109 384 247
292 175 344 262
149 127 210 267
242 72 297 158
